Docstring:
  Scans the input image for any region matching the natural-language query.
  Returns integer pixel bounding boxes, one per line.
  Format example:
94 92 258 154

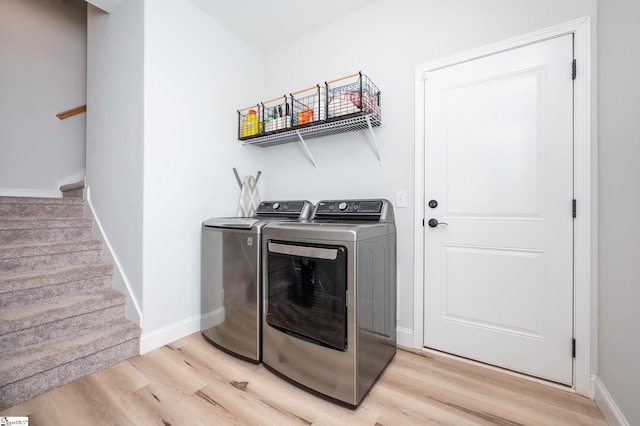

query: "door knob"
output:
428 218 448 228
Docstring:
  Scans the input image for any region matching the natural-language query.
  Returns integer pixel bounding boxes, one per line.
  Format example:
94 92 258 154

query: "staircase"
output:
0 184 140 409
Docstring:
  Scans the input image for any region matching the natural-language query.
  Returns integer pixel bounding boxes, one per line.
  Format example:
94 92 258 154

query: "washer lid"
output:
202 217 261 229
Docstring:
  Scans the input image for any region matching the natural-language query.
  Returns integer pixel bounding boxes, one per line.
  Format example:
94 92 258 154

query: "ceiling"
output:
187 0 375 53
84 0 375 53
85 0 122 13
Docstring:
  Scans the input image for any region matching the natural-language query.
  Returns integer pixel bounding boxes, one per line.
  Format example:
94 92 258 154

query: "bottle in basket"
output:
241 109 259 137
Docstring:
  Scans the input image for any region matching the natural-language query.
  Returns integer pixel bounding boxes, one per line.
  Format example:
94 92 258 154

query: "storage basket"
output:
261 95 292 135
290 84 327 128
325 72 381 123
238 104 263 140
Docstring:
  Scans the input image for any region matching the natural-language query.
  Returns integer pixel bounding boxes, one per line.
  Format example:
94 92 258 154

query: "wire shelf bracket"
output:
295 130 318 168
364 114 382 163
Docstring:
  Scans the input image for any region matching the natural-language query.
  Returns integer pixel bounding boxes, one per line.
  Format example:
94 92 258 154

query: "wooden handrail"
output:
56 104 86 120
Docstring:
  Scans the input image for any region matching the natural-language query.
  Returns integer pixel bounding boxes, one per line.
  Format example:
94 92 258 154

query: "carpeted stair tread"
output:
0 240 102 274
0 218 93 245
0 263 113 294
0 197 84 219
60 181 85 199
0 338 139 410
0 240 100 260
0 218 92 231
59 181 85 193
0 304 124 350
0 197 84 206
0 290 126 335
0 274 114 309
0 318 140 388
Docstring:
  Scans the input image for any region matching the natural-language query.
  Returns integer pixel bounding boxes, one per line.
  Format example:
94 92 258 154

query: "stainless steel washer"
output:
201 200 312 363
261 199 396 406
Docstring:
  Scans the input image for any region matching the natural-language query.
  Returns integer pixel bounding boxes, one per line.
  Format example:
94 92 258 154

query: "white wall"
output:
86 0 145 321
597 0 640 424
259 0 597 345
141 0 264 349
0 0 86 197
91 10 639 420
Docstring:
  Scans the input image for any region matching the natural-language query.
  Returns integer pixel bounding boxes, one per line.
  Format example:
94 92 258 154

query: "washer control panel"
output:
255 200 313 218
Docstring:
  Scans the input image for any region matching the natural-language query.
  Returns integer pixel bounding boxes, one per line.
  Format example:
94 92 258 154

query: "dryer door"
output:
266 241 348 351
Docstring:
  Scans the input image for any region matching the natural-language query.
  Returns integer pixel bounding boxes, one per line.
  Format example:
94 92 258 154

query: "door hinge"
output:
572 199 577 218
572 338 576 358
572 59 577 80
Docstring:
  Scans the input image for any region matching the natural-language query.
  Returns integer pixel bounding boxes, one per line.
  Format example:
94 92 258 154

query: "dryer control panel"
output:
314 199 394 223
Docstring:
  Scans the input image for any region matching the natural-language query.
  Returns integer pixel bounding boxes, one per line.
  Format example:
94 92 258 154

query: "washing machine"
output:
201 200 312 363
261 199 396 406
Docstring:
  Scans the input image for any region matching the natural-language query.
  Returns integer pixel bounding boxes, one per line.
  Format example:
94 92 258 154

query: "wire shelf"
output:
237 72 381 166
241 113 381 147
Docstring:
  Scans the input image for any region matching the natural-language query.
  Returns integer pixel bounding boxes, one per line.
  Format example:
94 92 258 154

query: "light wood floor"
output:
1 332 606 425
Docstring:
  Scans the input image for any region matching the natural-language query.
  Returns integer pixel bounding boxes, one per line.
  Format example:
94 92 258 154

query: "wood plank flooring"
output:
1 332 606 425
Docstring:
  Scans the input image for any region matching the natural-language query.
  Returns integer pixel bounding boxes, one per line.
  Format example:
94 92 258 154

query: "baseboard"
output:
86 186 142 327
396 326 414 348
593 375 630 426
0 187 60 198
140 315 201 354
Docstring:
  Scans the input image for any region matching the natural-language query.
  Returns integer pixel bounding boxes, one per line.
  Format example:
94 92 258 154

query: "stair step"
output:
0 196 84 219
0 289 126 336
0 304 125 350
0 264 114 308
0 339 139 411
0 317 139 386
60 180 85 199
0 263 113 295
0 324 140 409
0 240 101 275
0 218 92 245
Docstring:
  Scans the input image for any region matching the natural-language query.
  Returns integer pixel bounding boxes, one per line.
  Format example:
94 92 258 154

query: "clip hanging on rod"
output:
233 168 261 189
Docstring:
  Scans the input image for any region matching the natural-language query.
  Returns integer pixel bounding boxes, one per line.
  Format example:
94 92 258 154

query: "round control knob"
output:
338 202 348 211
272 202 280 210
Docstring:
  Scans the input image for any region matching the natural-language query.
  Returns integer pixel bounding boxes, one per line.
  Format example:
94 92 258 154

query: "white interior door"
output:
423 35 574 385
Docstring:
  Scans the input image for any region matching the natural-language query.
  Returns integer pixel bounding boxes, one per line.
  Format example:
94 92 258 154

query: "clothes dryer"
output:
261 199 396 406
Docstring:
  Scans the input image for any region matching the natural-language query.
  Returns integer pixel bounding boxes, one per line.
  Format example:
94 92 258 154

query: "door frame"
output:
413 17 595 397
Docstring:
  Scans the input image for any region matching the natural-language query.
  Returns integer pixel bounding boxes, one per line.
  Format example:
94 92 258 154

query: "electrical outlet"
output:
395 190 407 208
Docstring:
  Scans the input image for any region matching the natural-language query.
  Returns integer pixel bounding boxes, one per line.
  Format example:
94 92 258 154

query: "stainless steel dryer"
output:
261 199 396 406
201 200 312 363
